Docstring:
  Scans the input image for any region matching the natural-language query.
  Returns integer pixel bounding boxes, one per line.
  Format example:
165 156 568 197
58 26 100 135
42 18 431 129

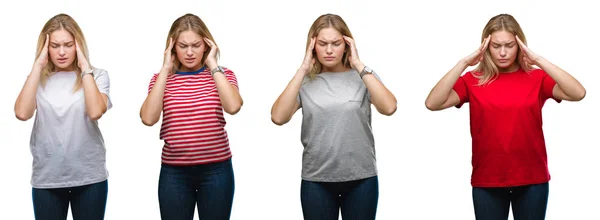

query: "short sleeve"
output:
452 74 470 108
93 68 113 110
540 71 561 103
147 73 159 94
222 67 238 89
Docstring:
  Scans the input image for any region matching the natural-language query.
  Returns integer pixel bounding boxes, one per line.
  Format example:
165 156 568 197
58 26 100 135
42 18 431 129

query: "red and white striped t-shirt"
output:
148 67 238 165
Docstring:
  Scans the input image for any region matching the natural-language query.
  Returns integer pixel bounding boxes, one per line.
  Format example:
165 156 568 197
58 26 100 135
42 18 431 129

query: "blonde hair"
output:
305 14 353 79
166 13 218 72
36 13 90 91
474 14 533 85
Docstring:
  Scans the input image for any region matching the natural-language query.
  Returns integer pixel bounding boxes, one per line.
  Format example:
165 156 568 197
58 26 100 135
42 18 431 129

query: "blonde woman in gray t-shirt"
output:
271 13 397 220
14 13 112 220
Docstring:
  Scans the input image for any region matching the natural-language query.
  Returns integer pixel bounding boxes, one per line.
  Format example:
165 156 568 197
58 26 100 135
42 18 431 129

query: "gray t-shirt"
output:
297 69 380 182
30 68 112 188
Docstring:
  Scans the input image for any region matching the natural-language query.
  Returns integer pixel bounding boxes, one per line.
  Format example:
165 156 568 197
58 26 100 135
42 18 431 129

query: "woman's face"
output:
49 29 76 72
489 30 520 72
175 30 207 72
315 27 347 72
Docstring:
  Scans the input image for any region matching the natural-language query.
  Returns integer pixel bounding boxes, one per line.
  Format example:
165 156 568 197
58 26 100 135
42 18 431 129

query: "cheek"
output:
48 48 59 60
336 45 346 56
314 45 326 56
67 47 76 57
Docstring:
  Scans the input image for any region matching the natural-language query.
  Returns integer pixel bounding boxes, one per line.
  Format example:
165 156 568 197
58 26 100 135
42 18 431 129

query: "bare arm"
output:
342 36 397 115
75 41 109 121
354 64 397 116
270 69 306 125
516 36 586 101
15 34 50 121
140 38 175 126
270 37 315 125
140 68 170 126
425 35 491 111
14 66 43 121
204 38 243 115
81 73 109 120
424 60 468 111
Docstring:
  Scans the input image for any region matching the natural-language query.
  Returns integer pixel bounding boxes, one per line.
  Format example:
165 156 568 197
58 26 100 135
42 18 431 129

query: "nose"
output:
500 46 507 57
59 46 66 56
186 47 194 56
326 44 333 54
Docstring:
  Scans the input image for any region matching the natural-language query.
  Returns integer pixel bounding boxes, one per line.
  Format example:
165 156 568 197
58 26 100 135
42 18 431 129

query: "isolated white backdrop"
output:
1 0 598 219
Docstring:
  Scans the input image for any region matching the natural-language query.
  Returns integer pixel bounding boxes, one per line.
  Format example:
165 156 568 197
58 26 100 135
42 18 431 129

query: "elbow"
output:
15 111 32 121
573 89 586 101
380 105 397 116
271 118 287 126
140 116 157 127
425 101 440 111
224 102 242 115
271 114 288 126
87 111 103 121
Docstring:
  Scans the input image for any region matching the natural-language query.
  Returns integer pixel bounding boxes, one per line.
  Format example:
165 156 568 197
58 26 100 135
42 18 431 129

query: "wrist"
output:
206 62 218 70
354 62 365 73
532 56 544 65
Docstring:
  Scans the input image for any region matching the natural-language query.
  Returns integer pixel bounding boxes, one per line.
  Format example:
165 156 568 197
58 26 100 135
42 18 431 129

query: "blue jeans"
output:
32 180 108 220
301 176 379 220
158 158 235 220
472 182 549 220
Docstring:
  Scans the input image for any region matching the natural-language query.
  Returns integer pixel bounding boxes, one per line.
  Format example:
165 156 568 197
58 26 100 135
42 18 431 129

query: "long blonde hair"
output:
166 13 218 72
474 14 533 85
36 13 90 91
305 14 353 80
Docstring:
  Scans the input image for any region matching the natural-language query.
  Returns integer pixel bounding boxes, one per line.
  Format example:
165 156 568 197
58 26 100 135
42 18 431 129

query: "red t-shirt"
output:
148 67 238 166
453 68 560 187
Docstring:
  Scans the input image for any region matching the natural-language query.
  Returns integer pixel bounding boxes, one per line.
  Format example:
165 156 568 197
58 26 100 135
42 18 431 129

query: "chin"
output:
321 61 340 68
54 63 73 71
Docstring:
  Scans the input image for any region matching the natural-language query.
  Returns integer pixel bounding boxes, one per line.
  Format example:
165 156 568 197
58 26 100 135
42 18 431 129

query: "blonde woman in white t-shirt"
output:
14 13 112 220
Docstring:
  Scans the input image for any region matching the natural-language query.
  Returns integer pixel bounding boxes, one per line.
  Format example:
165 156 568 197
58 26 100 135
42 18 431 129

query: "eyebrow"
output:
491 41 516 45
49 41 74 45
318 39 342 43
178 41 202 45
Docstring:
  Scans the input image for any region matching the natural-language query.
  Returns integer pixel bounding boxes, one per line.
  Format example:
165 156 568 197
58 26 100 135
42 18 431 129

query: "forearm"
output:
140 70 169 126
82 74 107 120
14 66 43 121
271 68 306 125
425 60 468 109
362 74 397 115
535 57 586 100
213 72 243 115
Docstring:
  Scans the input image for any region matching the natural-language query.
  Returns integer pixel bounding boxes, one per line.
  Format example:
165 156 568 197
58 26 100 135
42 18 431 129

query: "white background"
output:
1 0 598 219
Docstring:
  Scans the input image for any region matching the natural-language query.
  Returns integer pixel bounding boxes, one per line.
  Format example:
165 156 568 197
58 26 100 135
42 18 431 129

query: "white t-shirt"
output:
30 68 112 188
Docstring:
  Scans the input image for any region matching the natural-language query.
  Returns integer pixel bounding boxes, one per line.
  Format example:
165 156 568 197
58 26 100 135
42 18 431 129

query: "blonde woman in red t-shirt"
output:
140 13 243 220
425 14 585 220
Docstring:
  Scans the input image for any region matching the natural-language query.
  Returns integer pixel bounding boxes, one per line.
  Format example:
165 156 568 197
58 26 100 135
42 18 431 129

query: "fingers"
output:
515 35 529 54
479 35 490 52
42 34 49 51
483 35 491 51
75 40 82 54
166 37 174 53
308 37 316 52
203 37 216 49
515 35 525 47
343 36 356 51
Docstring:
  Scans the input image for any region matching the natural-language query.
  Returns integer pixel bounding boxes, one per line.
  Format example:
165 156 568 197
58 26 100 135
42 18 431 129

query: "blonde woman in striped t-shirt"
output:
140 13 243 220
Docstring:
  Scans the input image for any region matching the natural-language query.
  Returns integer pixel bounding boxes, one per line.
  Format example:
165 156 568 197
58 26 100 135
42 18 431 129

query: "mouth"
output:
57 58 69 63
184 58 196 63
498 59 510 63
324 56 335 61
